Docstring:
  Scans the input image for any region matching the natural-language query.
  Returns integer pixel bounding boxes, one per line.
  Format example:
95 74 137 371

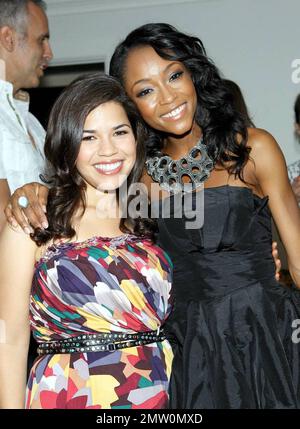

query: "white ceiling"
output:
45 0 200 5
45 0 204 15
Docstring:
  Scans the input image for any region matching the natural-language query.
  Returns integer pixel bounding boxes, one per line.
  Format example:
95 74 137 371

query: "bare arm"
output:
250 129 300 287
0 223 36 408
4 182 49 233
0 179 10 234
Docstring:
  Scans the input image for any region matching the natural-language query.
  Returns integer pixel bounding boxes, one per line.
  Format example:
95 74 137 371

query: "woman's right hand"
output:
4 182 49 234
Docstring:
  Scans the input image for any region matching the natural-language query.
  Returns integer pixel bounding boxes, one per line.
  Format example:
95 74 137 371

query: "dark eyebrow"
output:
132 62 182 88
113 124 131 130
39 33 50 41
82 124 131 133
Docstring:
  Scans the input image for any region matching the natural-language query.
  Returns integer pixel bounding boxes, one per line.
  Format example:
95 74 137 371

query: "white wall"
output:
46 0 300 164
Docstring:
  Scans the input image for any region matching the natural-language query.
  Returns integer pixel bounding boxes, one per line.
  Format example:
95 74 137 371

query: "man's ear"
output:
295 122 300 137
0 26 16 52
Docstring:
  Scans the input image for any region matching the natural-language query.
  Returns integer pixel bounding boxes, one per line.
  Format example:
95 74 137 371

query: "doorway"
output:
28 62 105 127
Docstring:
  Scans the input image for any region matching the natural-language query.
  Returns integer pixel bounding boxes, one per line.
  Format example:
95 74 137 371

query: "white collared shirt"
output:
0 79 46 193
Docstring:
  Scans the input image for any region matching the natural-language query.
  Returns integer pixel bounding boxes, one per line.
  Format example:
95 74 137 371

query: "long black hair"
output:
223 79 255 127
295 94 300 125
33 72 156 245
110 23 250 179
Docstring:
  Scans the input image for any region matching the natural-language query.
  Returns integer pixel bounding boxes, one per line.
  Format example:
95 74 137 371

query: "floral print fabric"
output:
26 234 173 409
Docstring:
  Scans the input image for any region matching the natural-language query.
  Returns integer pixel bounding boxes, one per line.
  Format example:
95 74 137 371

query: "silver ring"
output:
18 196 29 209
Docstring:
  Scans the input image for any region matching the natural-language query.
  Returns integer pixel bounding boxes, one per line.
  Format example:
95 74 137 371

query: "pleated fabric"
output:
158 186 300 409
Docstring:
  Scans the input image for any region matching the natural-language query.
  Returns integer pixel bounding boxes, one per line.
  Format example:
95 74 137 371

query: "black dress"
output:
158 185 300 409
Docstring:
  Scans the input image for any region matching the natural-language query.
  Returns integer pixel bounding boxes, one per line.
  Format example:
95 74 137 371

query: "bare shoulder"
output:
0 221 26 238
246 128 289 190
0 222 37 253
247 127 282 155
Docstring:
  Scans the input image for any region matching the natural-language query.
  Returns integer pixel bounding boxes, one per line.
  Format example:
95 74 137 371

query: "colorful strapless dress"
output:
26 234 173 409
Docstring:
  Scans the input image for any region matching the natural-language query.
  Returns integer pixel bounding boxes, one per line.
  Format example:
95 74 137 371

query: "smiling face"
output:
76 101 137 193
123 45 198 137
13 1 53 90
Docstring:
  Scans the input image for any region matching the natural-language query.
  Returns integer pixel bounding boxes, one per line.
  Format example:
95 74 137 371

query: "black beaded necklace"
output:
146 138 215 193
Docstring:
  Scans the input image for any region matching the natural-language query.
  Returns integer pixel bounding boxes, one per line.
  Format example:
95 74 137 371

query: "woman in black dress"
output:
6 23 300 409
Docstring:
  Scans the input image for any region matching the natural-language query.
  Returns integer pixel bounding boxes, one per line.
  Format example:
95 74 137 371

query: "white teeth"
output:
162 104 185 118
95 161 122 172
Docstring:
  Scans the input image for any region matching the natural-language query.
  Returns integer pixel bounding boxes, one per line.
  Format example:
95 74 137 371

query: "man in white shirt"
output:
288 94 300 204
0 0 53 230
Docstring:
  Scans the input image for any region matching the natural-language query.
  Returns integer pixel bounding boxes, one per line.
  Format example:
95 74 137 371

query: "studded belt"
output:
37 328 165 355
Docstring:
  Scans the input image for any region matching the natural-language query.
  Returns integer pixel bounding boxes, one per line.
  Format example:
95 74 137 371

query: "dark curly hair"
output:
109 23 250 180
32 72 156 245
223 79 255 128
295 94 300 125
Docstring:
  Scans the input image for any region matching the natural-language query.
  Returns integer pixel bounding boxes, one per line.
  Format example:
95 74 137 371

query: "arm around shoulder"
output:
0 179 10 233
0 223 37 408
249 128 300 288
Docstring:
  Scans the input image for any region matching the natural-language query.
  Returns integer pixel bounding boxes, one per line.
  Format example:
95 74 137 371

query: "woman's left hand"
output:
272 241 281 281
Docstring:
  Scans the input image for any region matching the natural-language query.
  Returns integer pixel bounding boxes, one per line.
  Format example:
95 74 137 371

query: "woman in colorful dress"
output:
0 73 173 409
5 23 300 409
